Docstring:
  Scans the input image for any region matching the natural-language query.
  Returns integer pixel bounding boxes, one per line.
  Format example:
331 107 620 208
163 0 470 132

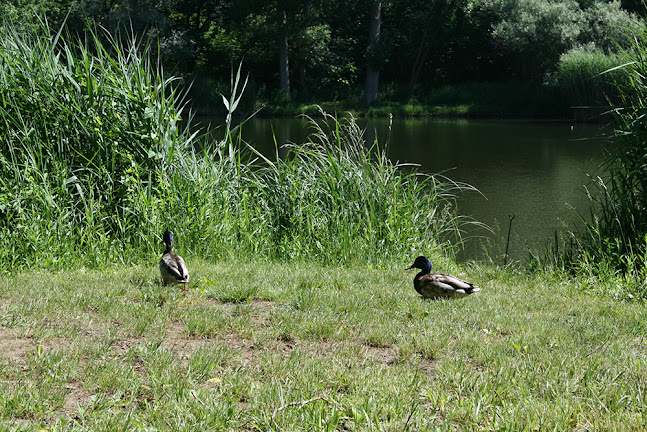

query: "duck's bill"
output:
405 265 414 270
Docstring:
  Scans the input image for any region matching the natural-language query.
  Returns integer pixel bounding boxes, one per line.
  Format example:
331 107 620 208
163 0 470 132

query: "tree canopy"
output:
0 0 641 107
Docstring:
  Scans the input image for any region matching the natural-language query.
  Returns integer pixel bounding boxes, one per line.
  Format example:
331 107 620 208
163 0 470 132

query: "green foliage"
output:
292 23 357 94
489 0 582 83
579 0 639 53
0 20 194 268
555 44 630 107
0 0 67 31
246 110 468 263
542 19 647 298
4 0 642 110
479 0 639 85
0 22 466 271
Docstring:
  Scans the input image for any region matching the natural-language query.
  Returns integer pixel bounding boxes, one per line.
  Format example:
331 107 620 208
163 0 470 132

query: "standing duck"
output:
406 256 480 299
160 230 189 291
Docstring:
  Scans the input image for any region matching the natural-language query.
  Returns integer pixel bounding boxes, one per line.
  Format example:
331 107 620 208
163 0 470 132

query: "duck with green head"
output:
160 230 189 291
406 255 480 299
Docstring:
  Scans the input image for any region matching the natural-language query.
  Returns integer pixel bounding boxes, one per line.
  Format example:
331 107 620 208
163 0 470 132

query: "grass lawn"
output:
1 259 646 431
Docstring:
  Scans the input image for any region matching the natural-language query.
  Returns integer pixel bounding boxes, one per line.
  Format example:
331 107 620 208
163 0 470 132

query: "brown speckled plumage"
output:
160 231 189 291
406 256 480 299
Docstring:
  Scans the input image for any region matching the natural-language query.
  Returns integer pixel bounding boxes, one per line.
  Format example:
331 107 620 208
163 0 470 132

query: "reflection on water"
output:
204 116 608 263
374 118 607 263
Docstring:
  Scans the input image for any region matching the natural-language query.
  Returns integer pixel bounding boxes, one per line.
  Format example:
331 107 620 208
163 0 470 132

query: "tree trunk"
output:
298 62 309 96
298 1 312 96
409 8 437 86
279 9 290 96
364 1 381 106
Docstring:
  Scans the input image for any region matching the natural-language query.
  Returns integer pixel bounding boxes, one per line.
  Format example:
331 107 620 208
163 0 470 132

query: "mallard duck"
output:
160 230 189 291
406 255 480 299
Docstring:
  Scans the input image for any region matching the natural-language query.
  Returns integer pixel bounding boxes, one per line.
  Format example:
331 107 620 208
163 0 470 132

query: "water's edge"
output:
207 116 606 263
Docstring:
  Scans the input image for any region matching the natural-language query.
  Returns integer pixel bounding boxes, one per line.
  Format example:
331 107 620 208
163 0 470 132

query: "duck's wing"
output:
416 273 480 298
160 253 189 283
174 254 189 282
433 273 479 291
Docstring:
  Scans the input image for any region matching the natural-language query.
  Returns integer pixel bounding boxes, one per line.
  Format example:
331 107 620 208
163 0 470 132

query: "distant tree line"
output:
0 0 641 108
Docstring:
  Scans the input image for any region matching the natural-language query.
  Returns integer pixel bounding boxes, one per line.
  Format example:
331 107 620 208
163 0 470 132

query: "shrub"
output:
555 44 630 108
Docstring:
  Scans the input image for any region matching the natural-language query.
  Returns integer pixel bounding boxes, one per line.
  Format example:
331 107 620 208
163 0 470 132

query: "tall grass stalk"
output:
0 21 470 271
0 21 199 268
575 30 647 276
245 109 472 263
542 22 647 298
156 107 471 265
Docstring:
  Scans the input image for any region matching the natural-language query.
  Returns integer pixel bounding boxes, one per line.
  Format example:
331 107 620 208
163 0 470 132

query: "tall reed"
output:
552 22 647 297
248 110 470 263
0 20 196 268
153 107 470 265
0 20 469 271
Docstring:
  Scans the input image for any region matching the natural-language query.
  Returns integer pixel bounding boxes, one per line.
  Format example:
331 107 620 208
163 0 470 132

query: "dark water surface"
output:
205 116 608 263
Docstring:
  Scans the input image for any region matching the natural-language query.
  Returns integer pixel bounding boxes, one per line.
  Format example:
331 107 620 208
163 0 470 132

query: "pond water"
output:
202 116 608 264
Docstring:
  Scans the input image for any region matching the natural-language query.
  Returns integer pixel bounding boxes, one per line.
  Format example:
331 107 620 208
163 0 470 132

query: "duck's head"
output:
406 255 432 273
163 230 173 247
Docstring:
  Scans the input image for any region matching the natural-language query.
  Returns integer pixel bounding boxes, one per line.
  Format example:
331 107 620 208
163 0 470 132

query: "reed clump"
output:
544 22 647 298
0 21 468 271
0 21 196 268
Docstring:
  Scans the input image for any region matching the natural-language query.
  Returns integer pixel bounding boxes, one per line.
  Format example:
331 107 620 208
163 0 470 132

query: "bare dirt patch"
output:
0 327 72 365
0 327 31 363
61 381 92 417
198 298 277 328
363 344 397 365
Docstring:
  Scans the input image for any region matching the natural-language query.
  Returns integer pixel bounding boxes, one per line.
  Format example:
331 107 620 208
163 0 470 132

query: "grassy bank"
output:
0 19 628 279
1 261 646 430
191 72 625 121
214 81 569 120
